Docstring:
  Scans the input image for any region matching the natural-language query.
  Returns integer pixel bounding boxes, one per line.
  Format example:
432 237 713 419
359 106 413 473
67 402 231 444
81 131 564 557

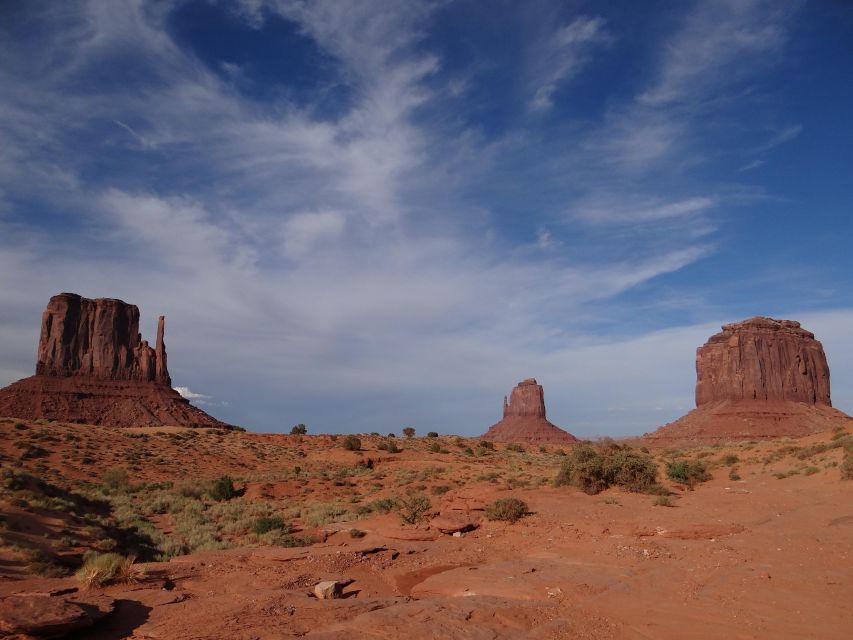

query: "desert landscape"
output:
0 294 851 639
3 2 853 638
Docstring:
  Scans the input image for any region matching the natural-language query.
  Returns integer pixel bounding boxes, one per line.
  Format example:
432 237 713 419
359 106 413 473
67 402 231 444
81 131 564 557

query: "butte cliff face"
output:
0 293 229 428
36 293 172 385
647 317 849 444
482 379 577 444
695 317 831 407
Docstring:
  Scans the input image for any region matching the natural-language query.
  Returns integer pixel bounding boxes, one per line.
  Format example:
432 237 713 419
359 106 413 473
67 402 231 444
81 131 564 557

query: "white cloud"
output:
574 195 714 225
529 16 610 111
174 386 212 403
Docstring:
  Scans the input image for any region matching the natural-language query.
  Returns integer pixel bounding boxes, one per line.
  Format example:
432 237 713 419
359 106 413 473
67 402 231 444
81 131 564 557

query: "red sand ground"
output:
1 418 852 639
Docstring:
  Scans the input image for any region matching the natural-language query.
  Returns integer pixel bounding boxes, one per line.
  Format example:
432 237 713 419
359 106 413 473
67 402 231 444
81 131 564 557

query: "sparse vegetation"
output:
840 444 853 480
342 435 362 451
485 497 528 522
396 492 431 524
666 460 712 489
208 475 237 501
75 552 140 588
253 516 287 534
290 424 307 435
555 443 661 495
402 427 416 438
654 495 672 507
377 440 401 453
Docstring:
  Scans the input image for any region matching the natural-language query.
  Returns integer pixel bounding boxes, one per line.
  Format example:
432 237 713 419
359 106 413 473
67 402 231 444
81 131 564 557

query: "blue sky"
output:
1 0 852 436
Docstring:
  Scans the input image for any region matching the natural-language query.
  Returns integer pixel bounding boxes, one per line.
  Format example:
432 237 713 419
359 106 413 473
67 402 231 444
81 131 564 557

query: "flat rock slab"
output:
0 593 115 638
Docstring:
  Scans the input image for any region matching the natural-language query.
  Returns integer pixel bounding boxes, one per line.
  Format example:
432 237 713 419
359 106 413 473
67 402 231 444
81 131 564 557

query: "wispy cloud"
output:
529 16 610 111
0 0 833 435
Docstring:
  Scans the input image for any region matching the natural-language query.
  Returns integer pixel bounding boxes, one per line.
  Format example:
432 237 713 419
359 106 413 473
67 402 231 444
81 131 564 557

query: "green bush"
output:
342 435 362 451
721 454 739 466
370 497 397 514
485 497 528 523
666 460 712 489
555 443 660 495
208 475 236 501
253 516 287 535
427 431 439 438
429 442 441 453
290 424 307 435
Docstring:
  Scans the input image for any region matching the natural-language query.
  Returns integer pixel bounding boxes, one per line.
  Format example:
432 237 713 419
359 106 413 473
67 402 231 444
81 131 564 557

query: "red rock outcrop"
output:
647 317 851 445
0 293 229 428
482 379 577 444
36 293 171 385
695 317 831 406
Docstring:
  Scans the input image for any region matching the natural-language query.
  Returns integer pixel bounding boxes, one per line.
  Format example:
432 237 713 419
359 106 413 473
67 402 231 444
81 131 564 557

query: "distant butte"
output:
646 317 852 444
482 378 577 444
0 293 230 428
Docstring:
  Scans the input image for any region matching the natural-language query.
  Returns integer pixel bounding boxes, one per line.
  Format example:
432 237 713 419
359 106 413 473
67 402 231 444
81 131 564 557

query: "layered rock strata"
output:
647 317 850 444
0 293 229 428
482 379 577 444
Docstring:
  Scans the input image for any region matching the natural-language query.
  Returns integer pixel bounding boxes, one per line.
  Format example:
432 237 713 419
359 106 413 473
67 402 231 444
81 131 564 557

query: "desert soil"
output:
1 418 851 639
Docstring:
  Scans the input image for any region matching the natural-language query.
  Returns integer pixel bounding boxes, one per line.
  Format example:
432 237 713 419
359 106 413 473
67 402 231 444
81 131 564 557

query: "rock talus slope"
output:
648 317 851 444
482 379 577 444
0 293 228 428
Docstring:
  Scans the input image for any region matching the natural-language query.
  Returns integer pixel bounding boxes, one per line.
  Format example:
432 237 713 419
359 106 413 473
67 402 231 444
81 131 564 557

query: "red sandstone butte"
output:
482 378 577 444
647 317 851 444
0 293 229 428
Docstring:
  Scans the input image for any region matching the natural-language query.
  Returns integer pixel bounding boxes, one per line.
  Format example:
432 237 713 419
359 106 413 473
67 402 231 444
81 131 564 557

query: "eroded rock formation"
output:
647 317 850 444
0 293 229 428
695 317 830 406
482 379 577 444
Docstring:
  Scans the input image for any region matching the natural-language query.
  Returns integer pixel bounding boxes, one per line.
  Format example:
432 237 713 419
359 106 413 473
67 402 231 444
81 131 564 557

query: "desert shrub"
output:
804 466 820 476
721 454 739 466
349 528 366 538
653 495 672 507
102 467 129 492
253 516 287 535
841 445 853 480
666 460 712 489
431 485 450 495
485 497 528 523
302 502 352 527
396 493 431 524
290 424 307 435
388 433 396 438
13 422 28 430
208 475 236 501
728 468 741 481
506 443 525 453
429 442 441 453
555 443 660 495
369 497 397 514
427 431 439 438
402 427 416 438
75 553 139 588
377 440 401 453
463 447 474 456
342 435 362 451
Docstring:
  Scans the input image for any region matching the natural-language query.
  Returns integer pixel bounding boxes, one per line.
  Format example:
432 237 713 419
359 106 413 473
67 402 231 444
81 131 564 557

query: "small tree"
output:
290 424 307 435
402 427 416 438
426 431 439 438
